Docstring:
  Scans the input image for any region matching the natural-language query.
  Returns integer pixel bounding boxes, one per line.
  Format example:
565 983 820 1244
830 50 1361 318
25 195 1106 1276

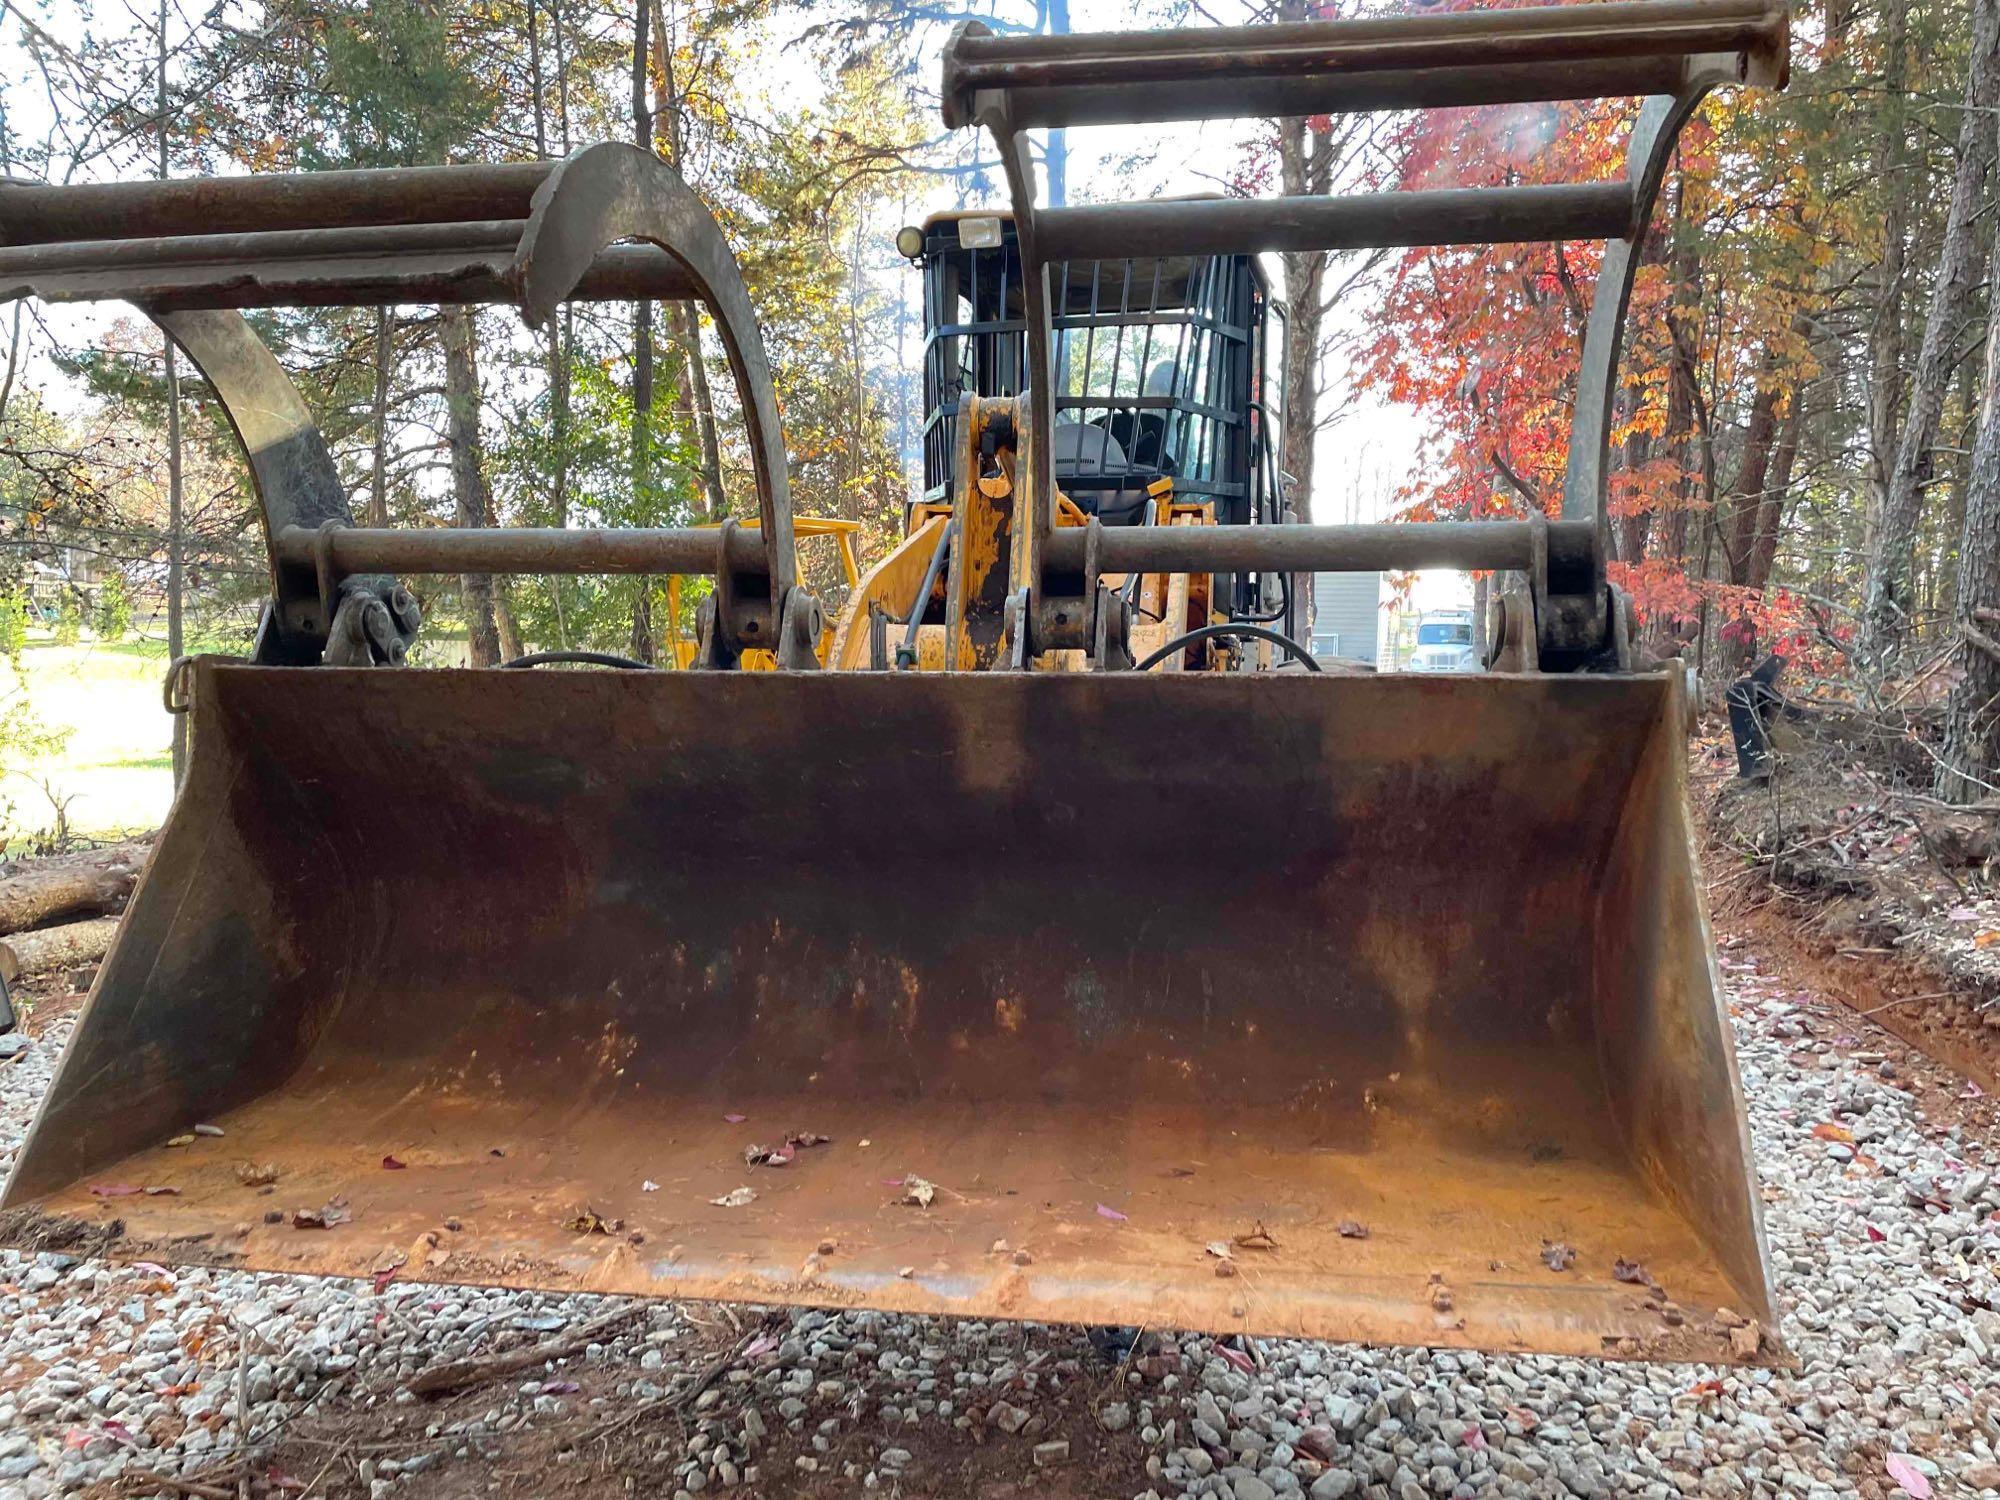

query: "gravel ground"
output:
2 936 1998 1500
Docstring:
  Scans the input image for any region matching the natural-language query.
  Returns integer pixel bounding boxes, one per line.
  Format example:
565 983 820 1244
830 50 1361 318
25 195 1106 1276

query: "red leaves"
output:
381 1155 407 1171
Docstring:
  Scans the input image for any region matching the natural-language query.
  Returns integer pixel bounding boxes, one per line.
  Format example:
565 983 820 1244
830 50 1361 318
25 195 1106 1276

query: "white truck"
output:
1407 608 1478 672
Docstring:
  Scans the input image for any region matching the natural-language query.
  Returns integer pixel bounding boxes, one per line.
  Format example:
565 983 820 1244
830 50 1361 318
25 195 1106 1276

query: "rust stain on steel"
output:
1 665 1778 1361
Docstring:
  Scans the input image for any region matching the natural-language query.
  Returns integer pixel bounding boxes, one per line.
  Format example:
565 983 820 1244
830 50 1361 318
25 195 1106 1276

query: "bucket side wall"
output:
1591 678 1776 1324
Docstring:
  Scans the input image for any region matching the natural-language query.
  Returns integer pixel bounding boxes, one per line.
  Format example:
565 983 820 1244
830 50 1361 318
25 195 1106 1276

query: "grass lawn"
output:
4 634 177 844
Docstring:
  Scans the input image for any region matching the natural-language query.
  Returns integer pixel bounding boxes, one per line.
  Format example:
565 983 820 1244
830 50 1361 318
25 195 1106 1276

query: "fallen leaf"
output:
1977 931 2000 949
143 1186 181 1196
381 1155 407 1171
540 1380 580 1394
1234 1222 1279 1251
744 1142 794 1167
193 1124 225 1138
1885 1454 1931 1499
235 1163 279 1187
1612 1258 1649 1284
711 1187 757 1208
1336 1220 1369 1240
786 1131 831 1149
723 1113 747 1123
1205 1240 1234 1261
898 1265 915 1278
1687 1379 1724 1398
901 1175 937 1208
1866 1224 1887 1242
641 1180 660 1193
1810 1122 1855 1144
564 1209 623 1235
90 1184 143 1198
292 1198 350 1230
1540 1241 1577 1272
1095 1202 1128 1222
1213 1344 1254 1374
164 1134 195 1148
371 1266 399 1294
1165 1166 1196 1178
132 1262 172 1278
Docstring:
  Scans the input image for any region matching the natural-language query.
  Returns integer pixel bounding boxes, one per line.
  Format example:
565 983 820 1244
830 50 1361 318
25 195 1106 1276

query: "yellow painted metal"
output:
665 517 864 670
826 514 952 671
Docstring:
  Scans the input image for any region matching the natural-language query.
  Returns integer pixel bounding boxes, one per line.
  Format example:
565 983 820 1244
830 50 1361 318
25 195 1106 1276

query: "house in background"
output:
1309 570 1383 667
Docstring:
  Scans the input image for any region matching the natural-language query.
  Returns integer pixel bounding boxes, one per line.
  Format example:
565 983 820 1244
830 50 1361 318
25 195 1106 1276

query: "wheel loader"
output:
0 0 1789 1364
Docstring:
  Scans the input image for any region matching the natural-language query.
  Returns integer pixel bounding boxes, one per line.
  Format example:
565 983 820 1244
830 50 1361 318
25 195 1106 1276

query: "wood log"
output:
0 840 148 936
0 916 119 985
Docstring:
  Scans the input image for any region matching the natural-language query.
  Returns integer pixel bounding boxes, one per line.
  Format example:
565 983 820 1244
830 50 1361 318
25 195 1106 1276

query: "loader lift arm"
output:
0 142 818 669
941 0 1786 671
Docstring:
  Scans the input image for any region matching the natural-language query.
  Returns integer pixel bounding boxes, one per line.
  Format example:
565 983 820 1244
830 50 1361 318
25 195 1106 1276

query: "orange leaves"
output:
1810 1122 1855 1144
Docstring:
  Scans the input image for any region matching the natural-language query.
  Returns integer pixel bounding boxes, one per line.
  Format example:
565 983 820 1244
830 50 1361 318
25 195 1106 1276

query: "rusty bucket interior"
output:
0 662 1776 1361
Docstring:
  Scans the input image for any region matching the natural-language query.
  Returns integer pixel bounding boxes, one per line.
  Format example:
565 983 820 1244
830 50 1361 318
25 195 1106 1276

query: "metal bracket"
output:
1092 584 1134 671
775 587 824 672
311 521 421 666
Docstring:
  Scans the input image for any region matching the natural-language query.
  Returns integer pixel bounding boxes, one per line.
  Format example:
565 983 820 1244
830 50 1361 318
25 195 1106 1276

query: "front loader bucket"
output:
1 662 1777 1361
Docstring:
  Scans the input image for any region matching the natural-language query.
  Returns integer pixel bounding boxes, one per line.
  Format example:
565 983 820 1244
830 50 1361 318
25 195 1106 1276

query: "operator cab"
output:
904 214 1289 616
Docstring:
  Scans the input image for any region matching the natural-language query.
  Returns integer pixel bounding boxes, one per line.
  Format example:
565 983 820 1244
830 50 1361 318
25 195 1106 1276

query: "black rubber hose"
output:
500 650 655 670
1131 622 1322 673
898 519 957 670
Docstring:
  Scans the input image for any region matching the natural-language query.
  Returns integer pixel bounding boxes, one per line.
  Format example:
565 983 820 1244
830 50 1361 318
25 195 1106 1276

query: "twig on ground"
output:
1856 990 1956 1017
406 1301 644 1398
121 1467 239 1499
579 1321 767 1446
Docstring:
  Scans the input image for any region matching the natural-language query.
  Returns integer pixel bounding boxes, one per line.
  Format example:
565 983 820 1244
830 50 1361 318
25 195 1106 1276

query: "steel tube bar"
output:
991 59 1695 129
1042 520 1597 576
4 243 698 311
0 220 525 272
1038 183 1635 261
942 0 1782 109
0 161 555 247
273 524 766 579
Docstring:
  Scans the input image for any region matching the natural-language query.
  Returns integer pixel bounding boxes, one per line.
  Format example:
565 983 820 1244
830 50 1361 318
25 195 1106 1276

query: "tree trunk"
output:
1745 388 1803 592
368 308 393 527
1864 0 2000 665
631 0 655 503
0 917 119 985
1724 350 1784 587
1937 108 2000 804
1276 66 1333 522
440 305 501 667
669 302 728 519
0 841 147 936
1614 377 1653 565
1863 0 1911 565
1040 0 1070 207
